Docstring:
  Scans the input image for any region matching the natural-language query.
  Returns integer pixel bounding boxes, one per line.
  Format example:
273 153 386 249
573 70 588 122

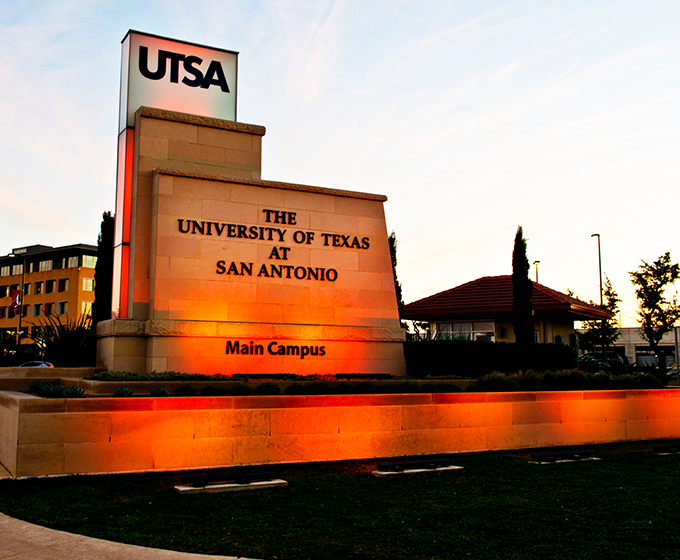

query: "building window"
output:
9 284 19 293
82 255 97 268
35 282 43 294
45 302 55 315
0 307 6 319
58 279 69 292
12 264 23 275
81 301 93 316
434 321 495 342
82 278 95 292
1 266 10 277
46 280 56 294
0 285 7 298
31 326 41 338
67 256 79 268
39 260 53 272
23 283 31 296
57 301 68 315
22 304 28 318
0 327 15 342
32 304 42 317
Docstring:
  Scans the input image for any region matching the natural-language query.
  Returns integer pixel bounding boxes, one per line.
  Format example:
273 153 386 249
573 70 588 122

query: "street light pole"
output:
591 233 604 360
675 326 679 388
591 234 603 306
533 261 540 283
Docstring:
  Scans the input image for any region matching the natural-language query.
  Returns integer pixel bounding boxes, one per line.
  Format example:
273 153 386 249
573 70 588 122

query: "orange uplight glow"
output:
11 389 680 477
112 128 135 319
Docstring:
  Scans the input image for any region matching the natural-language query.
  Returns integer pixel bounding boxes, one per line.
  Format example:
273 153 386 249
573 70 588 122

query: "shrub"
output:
419 382 463 393
285 383 306 395
404 339 577 378
467 372 522 392
86 371 232 382
229 383 253 396
112 387 134 397
508 370 542 391
200 385 230 396
28 381 84 398
62 386 85 398
174 385 197 396
149 387 169 397
254 383 282 395
541 369 592 391
29 314 95 367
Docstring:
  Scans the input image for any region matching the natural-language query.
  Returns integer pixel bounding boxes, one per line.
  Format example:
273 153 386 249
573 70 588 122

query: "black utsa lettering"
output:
181 55 203 87
138 46 230 92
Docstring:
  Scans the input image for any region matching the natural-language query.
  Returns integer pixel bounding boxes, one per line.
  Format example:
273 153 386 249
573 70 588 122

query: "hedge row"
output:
404 339 577 378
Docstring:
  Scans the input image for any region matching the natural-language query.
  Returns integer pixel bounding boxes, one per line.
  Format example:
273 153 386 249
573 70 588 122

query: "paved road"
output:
0 513 258 560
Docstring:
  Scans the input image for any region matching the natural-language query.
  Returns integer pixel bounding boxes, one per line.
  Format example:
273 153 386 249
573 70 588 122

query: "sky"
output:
1 0 678 327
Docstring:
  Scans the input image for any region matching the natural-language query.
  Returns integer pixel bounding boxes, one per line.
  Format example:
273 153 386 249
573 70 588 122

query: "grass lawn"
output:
1 442 679 559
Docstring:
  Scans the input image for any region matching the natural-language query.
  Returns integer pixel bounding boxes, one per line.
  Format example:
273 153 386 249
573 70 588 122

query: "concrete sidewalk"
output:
0 513 258 560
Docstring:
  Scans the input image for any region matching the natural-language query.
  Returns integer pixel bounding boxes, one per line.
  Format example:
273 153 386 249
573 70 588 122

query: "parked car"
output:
580 351 628 374
582 351 626 364
19 361 54 368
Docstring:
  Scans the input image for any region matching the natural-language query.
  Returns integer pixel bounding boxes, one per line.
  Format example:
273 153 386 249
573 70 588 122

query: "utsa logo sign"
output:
138 46 230 92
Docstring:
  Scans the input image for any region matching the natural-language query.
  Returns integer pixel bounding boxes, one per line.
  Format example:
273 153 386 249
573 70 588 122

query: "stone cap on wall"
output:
135 106 266 136
97 318 404 342
153 167 389 202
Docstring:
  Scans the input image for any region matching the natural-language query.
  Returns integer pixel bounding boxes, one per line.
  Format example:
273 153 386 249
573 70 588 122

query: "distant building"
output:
577 327 678 366
0 244 97 345
403 275 609 346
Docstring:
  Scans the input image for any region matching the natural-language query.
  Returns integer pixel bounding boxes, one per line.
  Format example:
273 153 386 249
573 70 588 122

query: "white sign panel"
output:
119 30 238 132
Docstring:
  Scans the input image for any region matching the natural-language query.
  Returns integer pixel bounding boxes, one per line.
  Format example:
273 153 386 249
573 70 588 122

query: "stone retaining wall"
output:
2 389 680 477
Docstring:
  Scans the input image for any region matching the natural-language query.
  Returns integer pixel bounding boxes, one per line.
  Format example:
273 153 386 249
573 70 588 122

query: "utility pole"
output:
591 234 604 361
675 326 679 388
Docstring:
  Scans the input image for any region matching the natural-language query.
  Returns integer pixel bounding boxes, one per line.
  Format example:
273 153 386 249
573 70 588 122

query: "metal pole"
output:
591 234 603 306
675 326 679 388
591 234 604 361
17 255 26 346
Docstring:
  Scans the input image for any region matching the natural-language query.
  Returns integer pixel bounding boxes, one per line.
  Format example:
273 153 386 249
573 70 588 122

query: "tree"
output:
578 274 621 352
512 226 534 343
629 252 680 375
388 231 405 320
93 211 114 324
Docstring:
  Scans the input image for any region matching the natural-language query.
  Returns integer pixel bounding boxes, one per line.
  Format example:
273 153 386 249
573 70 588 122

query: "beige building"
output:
579 327 679 366
0 244 97 345
403 275 609 346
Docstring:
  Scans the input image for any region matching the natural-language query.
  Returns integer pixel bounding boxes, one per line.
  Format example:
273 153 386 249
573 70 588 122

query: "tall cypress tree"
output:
93 211 114 324
388 231 405 320
512 226 534 343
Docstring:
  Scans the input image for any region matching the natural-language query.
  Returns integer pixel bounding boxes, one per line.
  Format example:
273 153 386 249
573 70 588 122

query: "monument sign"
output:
99 32 405 376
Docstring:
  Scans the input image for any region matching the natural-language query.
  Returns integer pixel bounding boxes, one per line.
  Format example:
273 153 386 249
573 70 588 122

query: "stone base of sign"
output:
97 319 406 375
102 107 405 377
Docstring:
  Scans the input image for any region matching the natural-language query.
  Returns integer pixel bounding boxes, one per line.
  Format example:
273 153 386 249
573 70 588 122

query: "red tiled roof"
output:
402 275 611 321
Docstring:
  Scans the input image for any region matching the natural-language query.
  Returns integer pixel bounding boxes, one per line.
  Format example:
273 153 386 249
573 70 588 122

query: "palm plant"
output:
29 314 96 367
